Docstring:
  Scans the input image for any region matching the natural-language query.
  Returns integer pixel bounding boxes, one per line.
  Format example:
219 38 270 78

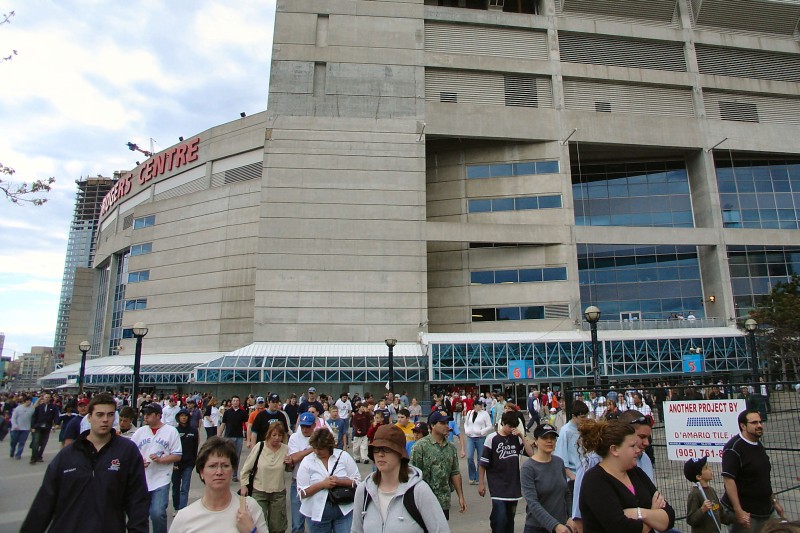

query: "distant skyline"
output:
0 1 277 358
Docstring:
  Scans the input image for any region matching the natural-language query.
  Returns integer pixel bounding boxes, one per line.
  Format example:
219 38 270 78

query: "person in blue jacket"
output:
21 393 150 533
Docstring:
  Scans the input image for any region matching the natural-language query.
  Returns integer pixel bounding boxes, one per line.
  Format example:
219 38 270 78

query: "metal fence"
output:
564 382 799 530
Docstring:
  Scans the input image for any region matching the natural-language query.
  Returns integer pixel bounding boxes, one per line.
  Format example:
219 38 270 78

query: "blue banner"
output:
508 360 533 380
682 353 705 373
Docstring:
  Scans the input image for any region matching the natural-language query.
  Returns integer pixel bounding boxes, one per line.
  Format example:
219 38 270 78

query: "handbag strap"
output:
328 449 342 476
248 441 266 486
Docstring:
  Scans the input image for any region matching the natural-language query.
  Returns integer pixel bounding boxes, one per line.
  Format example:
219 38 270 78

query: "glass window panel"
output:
737 180 756 193
648 182 669 195
521 306 544 320
515 196 539 210
519 269 543 282
756 194 776 208
468 199 491 213
542 267 567 281
495 270 518 283
538 195 562 209
492 198 515 212
471 271 494 284
491 164 513 178
667 180 689 194
514 162 536 176
536 161 560 174
773 180 791 193
717 180 738 193
775 194 794 208
497 307 521 320
472 308 496 322
467 165 491 179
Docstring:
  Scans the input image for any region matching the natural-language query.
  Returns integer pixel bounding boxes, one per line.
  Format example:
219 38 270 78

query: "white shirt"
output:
132 424 182 490
203 406 219 428
169 491 267 533
162 404 181 427
288 431 312 480
334 399 352 420
464 409 494 438
297 449 360 521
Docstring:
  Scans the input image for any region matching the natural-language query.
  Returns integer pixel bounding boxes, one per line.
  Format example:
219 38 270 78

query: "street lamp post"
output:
132 322 149 408
78 341 91 395
744 318 759 383
385 338 397 394
584 306 602 387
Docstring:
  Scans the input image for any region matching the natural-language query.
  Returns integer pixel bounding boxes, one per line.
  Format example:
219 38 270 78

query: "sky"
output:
0 1 276 359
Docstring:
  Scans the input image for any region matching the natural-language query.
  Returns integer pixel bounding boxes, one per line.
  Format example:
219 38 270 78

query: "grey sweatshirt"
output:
351 465 450 533
521 455 570 533
11 403 34 431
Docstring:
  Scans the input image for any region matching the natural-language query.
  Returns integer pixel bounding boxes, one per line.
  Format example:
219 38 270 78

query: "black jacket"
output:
176 423 199 469
21 430 149 533
31 402 59 429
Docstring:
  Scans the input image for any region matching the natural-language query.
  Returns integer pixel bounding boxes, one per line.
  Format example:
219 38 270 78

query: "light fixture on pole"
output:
385 338 397 393
132 322 149 407
78 341 91 395
584 306 602 387
744 318 759 382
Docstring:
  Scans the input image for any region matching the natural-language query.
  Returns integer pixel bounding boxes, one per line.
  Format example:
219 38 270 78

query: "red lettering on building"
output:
102 137 201 216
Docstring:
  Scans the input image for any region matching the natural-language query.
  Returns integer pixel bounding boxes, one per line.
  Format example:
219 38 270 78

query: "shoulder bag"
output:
327 450 356 504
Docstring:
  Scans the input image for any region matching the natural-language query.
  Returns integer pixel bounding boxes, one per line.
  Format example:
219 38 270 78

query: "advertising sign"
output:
664 399 745 462
682 352 705 373
508 360 532 380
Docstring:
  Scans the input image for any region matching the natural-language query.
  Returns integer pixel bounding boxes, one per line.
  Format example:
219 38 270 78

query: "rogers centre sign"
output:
100 136 201 216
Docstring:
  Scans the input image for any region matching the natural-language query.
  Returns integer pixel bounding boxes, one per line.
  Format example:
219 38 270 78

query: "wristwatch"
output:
637 507 643 520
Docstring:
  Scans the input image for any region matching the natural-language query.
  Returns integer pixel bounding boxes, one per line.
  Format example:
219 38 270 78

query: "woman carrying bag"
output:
296 428 360 533
239 424 291 533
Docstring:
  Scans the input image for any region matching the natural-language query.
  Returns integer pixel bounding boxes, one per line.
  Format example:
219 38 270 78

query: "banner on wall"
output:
508 360 533 380
664 399 746 462
682 352 705 373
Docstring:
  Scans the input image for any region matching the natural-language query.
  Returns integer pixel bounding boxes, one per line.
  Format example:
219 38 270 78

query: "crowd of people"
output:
0 384 795 533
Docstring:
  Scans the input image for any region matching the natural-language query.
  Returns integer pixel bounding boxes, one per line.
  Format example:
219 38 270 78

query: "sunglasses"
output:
628 416 651 426
372 446 396 455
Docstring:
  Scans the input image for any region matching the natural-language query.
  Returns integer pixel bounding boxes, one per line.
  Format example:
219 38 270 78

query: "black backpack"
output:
362 484 427 533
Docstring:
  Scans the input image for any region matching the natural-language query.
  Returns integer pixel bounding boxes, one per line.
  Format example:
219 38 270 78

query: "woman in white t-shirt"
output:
169 437 267 533
203 397 220 440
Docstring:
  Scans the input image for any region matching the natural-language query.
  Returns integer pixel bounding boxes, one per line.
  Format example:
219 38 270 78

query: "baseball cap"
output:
428 410 450 427
256 396 265 404
308 387 316 393
77 398 89 406
533 423 559 439
142 402 163 415
298 412 316 426
412 422 428 435
268 393 280 403
683 457 708 482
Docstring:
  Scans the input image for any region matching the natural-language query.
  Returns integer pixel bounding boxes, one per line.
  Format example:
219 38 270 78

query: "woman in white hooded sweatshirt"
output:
351 424 449 533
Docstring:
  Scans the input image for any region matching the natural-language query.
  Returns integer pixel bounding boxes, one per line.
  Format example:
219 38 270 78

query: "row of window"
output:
466 160 559 179
472 305 545 321
124 298 147 311
130 243 152 256
471 267 567 285
128 270 150 283
716 160 800 230
133 215 155 229
468 194 562 213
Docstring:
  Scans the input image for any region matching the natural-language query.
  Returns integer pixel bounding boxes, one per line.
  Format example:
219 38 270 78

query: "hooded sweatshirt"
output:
351 465 450 533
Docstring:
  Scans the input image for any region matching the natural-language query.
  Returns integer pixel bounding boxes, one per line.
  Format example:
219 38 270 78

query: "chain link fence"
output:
564 381 799 530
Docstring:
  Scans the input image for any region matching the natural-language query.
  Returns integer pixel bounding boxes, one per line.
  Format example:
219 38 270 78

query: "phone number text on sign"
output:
663 399 746 462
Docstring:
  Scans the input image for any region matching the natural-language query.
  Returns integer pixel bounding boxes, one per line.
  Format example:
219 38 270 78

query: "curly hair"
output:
578 418 634 458
309 427 335 451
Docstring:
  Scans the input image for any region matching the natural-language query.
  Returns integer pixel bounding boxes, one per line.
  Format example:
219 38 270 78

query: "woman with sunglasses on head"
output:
296 428 360 533
352 424 449 533
577 419 674 533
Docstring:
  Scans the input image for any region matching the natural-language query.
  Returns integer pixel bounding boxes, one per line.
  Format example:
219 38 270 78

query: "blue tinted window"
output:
124 298 147 311
519 269 543 282
515 196 539 210
468 199 491 213
495 270 518 283
467 165 491 179
538 195 562 209
536 161 560 174
513 162 536 175
497 307 521 320
542 267 567 281
130 243 153 256
492 164 513 178
521 306 545 320
492 198 515 212
133 215 155 229
128 270 150 283
471 271 494 284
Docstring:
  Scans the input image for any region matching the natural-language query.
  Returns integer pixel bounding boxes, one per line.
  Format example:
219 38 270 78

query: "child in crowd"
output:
684 456 732 533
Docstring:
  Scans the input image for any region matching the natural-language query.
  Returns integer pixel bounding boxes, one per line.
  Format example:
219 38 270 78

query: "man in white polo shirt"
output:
132 402 182 533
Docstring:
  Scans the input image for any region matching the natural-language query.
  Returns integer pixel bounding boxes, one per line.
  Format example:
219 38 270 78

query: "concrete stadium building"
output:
45 0 800 396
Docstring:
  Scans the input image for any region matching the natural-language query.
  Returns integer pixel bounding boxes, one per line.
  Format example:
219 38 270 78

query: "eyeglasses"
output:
372 446 395 455
628 416 651 426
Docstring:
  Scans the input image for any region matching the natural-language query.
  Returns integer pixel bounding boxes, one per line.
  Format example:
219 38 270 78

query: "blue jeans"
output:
308 499 352 533
9 429 29 458
171 465 193 510
489 499 517 533
149 484 170 533
228 437 243 480
291 479 307 533
465 436 483 482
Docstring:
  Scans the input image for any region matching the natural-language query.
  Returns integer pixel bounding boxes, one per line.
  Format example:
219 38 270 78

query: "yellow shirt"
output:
396 421 415 442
